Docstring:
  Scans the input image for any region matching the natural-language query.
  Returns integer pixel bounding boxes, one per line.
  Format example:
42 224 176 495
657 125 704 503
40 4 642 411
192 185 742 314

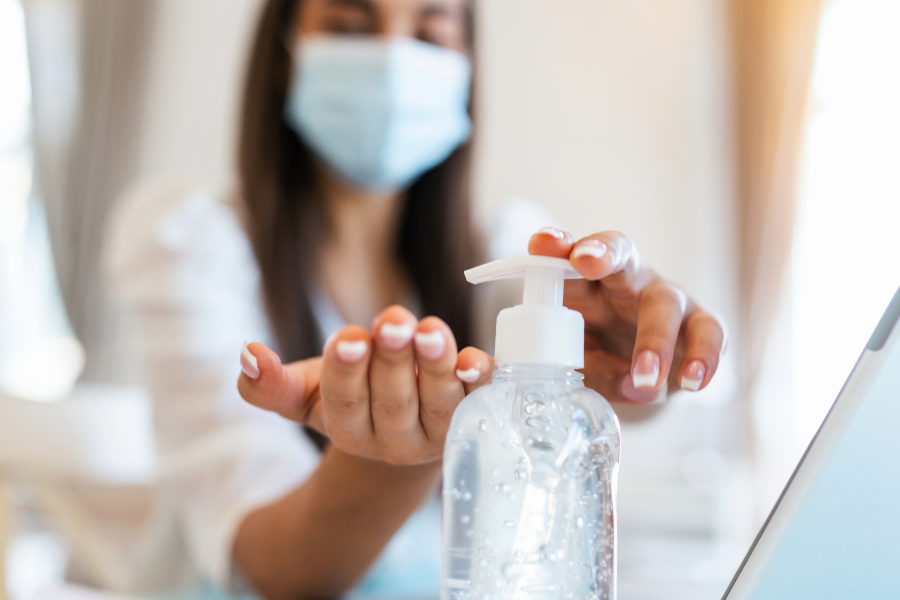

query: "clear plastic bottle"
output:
442 256 621 600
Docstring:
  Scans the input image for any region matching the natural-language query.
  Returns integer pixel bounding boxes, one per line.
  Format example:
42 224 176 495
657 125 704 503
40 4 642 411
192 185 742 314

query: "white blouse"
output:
104 181 554 594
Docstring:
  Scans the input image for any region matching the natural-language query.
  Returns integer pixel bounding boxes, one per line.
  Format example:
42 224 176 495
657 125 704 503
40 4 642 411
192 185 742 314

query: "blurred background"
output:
1 0 898 599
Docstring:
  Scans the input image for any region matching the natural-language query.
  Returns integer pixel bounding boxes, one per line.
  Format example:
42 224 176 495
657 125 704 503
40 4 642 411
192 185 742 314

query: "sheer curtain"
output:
24 0 156 382
729 0 824 510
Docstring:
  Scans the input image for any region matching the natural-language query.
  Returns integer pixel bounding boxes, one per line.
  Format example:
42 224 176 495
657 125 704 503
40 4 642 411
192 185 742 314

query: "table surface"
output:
22 534 743 600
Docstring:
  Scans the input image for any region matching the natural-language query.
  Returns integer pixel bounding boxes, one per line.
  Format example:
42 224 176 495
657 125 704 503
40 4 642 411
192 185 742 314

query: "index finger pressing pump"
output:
441 256 621 600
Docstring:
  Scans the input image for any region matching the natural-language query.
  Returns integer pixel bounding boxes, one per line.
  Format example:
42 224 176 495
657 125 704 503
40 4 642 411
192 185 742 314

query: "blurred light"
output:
791 0 900 443
0 155 32 244
0 0 32 148
0 337 86 402
0 0 85 401
6 532 68 600
0 0 33 245
811 0 900 109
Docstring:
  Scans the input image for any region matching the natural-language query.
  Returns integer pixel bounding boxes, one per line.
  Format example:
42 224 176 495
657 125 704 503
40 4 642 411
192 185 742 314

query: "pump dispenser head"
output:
466 255 585 368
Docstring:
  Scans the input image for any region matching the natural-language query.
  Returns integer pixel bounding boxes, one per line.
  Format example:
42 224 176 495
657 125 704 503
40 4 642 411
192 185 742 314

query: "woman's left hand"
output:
529 228 727 404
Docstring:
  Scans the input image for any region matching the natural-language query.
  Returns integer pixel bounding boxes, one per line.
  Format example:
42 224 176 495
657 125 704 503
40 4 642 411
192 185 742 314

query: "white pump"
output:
465 255 585 368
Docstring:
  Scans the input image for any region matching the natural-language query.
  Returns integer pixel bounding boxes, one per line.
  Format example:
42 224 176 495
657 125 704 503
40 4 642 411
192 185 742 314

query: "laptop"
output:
723 284 900 599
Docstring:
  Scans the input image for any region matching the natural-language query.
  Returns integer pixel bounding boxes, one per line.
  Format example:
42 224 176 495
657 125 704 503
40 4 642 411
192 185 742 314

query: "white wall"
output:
475 0 737 323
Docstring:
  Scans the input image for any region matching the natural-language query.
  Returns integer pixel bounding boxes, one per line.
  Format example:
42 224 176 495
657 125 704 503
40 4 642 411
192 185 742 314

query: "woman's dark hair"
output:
238 0 476 364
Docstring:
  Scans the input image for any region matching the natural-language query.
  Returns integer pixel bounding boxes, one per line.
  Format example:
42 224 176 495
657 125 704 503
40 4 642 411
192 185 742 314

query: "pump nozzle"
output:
465 256 585 367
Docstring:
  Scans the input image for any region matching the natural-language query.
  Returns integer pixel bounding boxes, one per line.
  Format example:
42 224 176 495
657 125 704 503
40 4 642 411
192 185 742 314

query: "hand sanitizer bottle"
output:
442 256 621 600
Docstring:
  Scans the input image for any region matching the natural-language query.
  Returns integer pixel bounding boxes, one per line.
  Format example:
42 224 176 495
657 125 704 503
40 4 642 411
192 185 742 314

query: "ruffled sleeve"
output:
105 181 320 587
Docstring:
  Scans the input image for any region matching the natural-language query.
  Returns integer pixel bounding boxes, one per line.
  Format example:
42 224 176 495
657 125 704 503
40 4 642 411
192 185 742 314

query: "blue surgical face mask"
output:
284 36 472 192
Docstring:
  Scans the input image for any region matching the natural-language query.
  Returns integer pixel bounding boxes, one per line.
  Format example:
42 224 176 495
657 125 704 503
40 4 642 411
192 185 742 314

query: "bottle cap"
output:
465 255 585 368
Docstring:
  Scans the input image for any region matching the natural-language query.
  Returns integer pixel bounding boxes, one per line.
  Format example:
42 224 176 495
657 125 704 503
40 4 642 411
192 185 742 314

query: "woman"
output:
107 0 725 597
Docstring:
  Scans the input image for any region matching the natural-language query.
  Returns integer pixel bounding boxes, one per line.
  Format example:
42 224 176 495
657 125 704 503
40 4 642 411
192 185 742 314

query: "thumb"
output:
238 342 325 433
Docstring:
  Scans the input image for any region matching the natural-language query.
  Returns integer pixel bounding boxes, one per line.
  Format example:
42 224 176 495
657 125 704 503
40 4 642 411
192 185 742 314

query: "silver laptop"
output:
723 284 900 599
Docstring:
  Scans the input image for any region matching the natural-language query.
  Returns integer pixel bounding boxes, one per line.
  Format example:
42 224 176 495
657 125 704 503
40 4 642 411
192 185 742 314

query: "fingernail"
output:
414 331 445 360
681 360 705 391
456 368 481 383
240 341 260 380
572 239 608 259
536 227 574 243
632 350 660 389
620 373 664 404
537 226 564 239
378 322 415 350
336 340 368 363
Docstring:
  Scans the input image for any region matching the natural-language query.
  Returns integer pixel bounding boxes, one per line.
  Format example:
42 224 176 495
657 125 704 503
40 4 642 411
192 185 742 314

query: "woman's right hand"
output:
238 305 493 465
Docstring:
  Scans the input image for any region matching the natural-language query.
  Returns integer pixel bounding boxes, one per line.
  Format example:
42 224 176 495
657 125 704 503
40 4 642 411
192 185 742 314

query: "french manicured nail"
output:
681 360 705 391
414 331 445 360
456 368 481 383
536 227 574 243
336 340 368 363
572 239 608 259
537 226 564 239
240 341 260 380
632 350 660 389
378 322 415 350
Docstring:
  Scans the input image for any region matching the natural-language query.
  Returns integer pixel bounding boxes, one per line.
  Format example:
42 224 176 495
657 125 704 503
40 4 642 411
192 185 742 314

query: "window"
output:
0 0 84 401
791 0 900 443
